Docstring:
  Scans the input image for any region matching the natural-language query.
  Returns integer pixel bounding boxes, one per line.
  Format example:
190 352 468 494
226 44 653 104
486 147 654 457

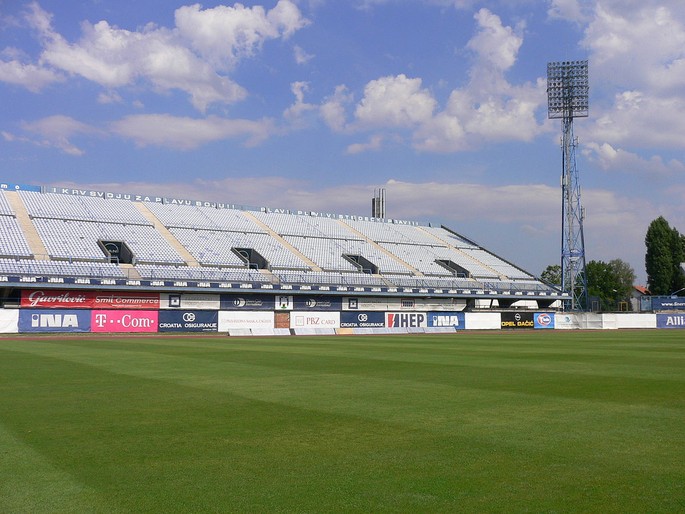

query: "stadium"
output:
0 181 574 335
1 181 683 334
1 182 683 513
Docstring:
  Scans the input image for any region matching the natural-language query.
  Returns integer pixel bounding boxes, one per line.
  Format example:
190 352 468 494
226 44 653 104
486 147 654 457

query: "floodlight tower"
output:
547 60 589 311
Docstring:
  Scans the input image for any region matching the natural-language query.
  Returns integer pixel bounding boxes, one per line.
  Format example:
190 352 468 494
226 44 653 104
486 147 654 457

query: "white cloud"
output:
0 58 63 92
110 113 274 149
583 142 685 175
547 0 589 23
174 1 308 70
19 114 100 155
353 74 436 128
583 2 685 94
322 8 546 153
293 45 314 65
571 1 685 163
97 90 123 104
467 8 522 73
320 85 354 133
346 134 385 154
17 1 307 112
585 90 685 149
283 81 316 123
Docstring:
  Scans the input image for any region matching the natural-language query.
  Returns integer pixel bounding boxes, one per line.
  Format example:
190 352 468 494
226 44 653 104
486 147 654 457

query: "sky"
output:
1 0 684 286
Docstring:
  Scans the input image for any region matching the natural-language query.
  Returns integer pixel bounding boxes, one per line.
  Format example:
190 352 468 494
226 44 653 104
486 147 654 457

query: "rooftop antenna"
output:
372 188 386 219
547 60 589 311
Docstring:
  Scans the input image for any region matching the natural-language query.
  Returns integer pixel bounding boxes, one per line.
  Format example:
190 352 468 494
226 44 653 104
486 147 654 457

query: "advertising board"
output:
427 312 465 329
92 292 160 309
501 312 534 329
158 310 218 332
221 295 294 311
651 297 685 311
290 311 340 329
0 309 18 333
218 311 274 331
533 312 555 329
18 309 90 333
386 312 428 328
343 297 399 311
21 290 160 309
21 289 92 309
340 312 385 328
91 310 158 333
292 296 342 311
656 313 685 329
161 293 220 310
464 312 501 330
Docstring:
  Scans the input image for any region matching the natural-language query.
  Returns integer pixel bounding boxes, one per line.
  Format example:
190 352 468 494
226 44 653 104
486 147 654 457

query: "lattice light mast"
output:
547 60 589 311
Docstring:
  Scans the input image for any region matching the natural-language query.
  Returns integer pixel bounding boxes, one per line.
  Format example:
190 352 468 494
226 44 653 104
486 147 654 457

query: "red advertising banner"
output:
21 290 160 309
91 310 159 333
21 289 93 309
92 292 160 309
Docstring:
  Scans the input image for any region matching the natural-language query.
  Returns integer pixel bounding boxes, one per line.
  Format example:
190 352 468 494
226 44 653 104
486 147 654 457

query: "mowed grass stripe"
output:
6 333 683 408
0 332 683 512
0 420 116 514
10 331 685 383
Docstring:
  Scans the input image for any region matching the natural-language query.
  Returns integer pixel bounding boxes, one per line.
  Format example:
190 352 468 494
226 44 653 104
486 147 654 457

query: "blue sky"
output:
2 0 684 285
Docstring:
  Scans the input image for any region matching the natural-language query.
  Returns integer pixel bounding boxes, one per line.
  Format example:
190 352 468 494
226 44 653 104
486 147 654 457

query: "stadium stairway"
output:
241 211 323 272
5 191 49 260
419 226 506 280
339 220 423 276
133 202 201 267
119 263 142 280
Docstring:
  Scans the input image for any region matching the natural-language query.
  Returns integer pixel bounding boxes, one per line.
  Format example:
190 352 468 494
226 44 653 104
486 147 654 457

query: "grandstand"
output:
0 183 564 317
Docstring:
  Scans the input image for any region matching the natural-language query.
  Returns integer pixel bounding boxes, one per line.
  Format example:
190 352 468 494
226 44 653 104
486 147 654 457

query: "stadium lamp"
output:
547 59 589 311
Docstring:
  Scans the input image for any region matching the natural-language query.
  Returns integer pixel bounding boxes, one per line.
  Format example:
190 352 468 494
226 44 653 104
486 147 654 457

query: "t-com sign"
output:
91 310 158 333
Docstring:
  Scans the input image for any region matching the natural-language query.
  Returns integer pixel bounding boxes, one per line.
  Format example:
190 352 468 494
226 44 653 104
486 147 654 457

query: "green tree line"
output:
540 216 685 311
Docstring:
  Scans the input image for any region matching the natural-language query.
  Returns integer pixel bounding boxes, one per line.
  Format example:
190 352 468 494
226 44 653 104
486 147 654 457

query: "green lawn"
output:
0 331 683 513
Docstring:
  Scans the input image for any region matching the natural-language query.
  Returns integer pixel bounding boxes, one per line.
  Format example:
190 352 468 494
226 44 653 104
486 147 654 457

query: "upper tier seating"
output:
33 218 185 264
0 215 33 258
21 190 150 225
0 188 555 293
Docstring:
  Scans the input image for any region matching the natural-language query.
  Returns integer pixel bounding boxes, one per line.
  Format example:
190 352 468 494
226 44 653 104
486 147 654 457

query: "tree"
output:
586 259 636 311
669 227 685 295
645 217 675 295
540 264 561 287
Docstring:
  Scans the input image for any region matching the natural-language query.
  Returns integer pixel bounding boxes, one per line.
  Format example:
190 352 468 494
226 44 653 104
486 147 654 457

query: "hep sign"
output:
386 312 427 328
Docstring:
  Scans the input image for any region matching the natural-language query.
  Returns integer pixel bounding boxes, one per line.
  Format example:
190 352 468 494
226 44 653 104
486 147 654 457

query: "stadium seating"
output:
0 188 555 294
0 216 33 258
0 258 125 278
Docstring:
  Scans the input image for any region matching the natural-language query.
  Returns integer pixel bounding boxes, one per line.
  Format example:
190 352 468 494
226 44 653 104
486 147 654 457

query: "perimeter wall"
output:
1 291 682 335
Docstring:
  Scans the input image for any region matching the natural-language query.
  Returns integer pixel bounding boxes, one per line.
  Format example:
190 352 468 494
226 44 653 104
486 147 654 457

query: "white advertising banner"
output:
161 293 220 310
290 311 340 329
218 311 274 331
0 309 19 333
341 297 465 311
464 312 501 330
554 313 578 330
615 314 656 329
342 297 399 311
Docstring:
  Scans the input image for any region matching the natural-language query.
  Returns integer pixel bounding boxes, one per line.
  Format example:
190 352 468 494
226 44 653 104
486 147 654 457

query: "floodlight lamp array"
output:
547 60 589 119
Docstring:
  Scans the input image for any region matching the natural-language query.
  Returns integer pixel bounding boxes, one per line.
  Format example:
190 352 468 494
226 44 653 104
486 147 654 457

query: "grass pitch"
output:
0 330 683 513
